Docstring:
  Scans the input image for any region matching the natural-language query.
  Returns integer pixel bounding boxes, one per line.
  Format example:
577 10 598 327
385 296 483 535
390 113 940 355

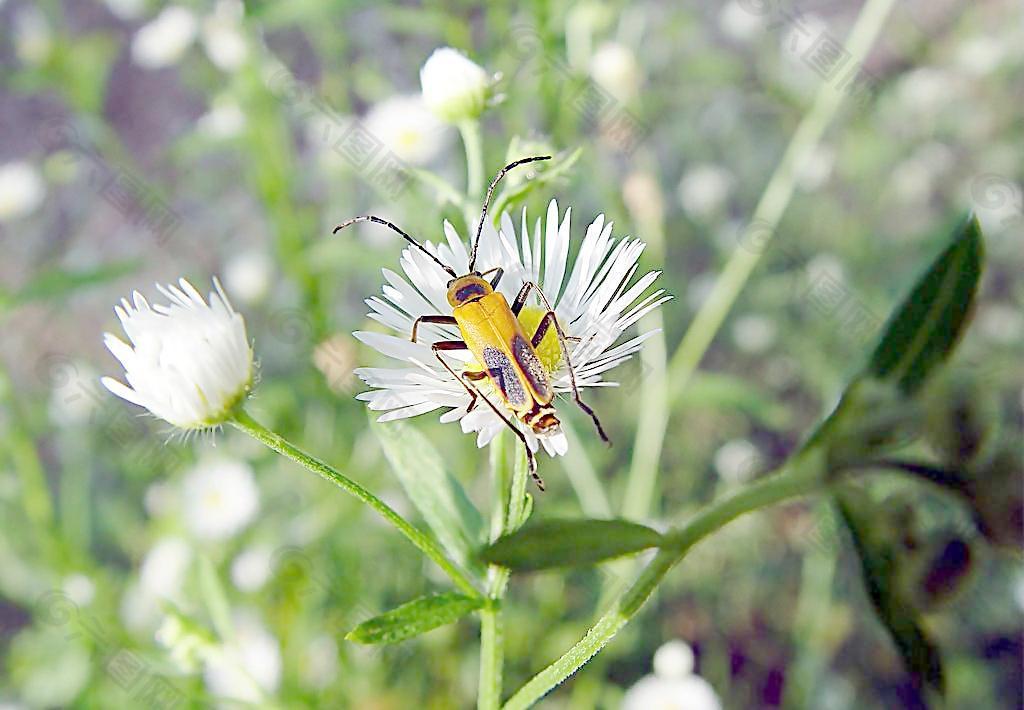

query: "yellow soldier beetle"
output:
335 156 609 489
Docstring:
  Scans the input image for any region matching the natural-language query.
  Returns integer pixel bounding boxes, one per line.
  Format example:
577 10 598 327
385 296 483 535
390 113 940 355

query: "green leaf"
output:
835 490 944 694
867 214 983 394
491 147 583 218
479 518 664 571
345 593 484 644
373 419 485 573
197 555 233 642
1 260 139 312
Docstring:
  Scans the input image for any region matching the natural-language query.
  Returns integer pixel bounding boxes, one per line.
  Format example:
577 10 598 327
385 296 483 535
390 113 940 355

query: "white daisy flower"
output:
351 177 670 476
101 278 254 430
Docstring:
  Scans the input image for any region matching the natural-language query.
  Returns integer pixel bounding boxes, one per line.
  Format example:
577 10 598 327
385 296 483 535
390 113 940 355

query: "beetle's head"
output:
446 273 492 306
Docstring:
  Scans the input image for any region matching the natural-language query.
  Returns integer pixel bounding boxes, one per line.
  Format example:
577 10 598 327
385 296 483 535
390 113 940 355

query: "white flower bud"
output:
419 47 490 123
101 278 253 429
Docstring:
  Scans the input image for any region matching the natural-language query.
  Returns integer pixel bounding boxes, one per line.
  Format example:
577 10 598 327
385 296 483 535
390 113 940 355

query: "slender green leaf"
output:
373 419 485 573
346 593 484 644
8 260 140 307
479 518 664 571
197 555 233 642
836 490 944 694
867 214 983 394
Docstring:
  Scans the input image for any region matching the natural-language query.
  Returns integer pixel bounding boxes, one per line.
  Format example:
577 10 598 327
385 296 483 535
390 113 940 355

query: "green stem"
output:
459 119 485 226
503 454 824 709
665 0 899 404
479 438 530 709
229 408 479 597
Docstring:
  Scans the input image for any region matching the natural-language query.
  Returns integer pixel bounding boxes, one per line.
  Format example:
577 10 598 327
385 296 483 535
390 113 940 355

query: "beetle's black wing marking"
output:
432 343 544 490
511 334 551 402
519 284 611 445
482 346 527 407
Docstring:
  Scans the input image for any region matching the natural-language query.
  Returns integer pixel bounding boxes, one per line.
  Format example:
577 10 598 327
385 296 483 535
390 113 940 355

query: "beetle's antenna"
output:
334 215 458 279
468 155 552 272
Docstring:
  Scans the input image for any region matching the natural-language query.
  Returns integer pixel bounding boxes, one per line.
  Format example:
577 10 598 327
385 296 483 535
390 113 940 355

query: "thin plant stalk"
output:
229 408 479 597
665 0 900 404
479 436 531 709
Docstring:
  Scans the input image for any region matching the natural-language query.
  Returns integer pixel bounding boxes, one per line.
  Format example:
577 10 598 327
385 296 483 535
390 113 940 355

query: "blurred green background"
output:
1 0 1022 707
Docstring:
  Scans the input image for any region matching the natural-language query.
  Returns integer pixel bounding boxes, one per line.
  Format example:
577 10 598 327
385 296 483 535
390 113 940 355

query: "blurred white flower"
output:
355 200 669 457
182 458 259 541
686 272 717 311
48 361 100 427
976 304 1024 345
102 0 145 20
231 545 273 592
131 6 197 70
896 68 959 117
62 574 96 607
714 438 760 484
955 36 1004 76
141 536 192 601
300 635 340 690
622 171 665 228
14 6 52 66
805 253 846 286
719 0 764 42
731 314 777 354
796 145 834 192
101 278 254 430
144 480 178 518
623 640 721 710
223 250 273 304
204 610 281 703
201 0 248 72
198 99 247 139
0 161 45 222
678 164 733 218
654 640 695 678
590 42 641 102
156 614 209 673
420 47 490 123
364 95 447 166
780 13 828 61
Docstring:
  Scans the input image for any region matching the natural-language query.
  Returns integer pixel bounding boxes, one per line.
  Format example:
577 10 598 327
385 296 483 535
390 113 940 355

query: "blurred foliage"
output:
1 0 1022 708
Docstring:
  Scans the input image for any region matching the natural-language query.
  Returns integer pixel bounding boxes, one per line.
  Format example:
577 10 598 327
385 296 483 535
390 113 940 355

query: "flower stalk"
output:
229 408 480 598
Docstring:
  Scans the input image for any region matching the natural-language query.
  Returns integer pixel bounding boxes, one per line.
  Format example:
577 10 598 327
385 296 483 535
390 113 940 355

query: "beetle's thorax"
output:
446 274 492 307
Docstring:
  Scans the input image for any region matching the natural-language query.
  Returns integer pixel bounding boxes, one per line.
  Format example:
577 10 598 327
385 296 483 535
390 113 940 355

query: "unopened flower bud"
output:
420 47 490 123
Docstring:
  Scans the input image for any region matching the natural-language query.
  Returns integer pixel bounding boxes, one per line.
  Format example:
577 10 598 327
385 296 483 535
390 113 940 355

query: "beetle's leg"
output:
410 315 458 343
461 370 487 412
432 343 544 490
478 267 503 290
524 286 611 445
511 281 533 315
